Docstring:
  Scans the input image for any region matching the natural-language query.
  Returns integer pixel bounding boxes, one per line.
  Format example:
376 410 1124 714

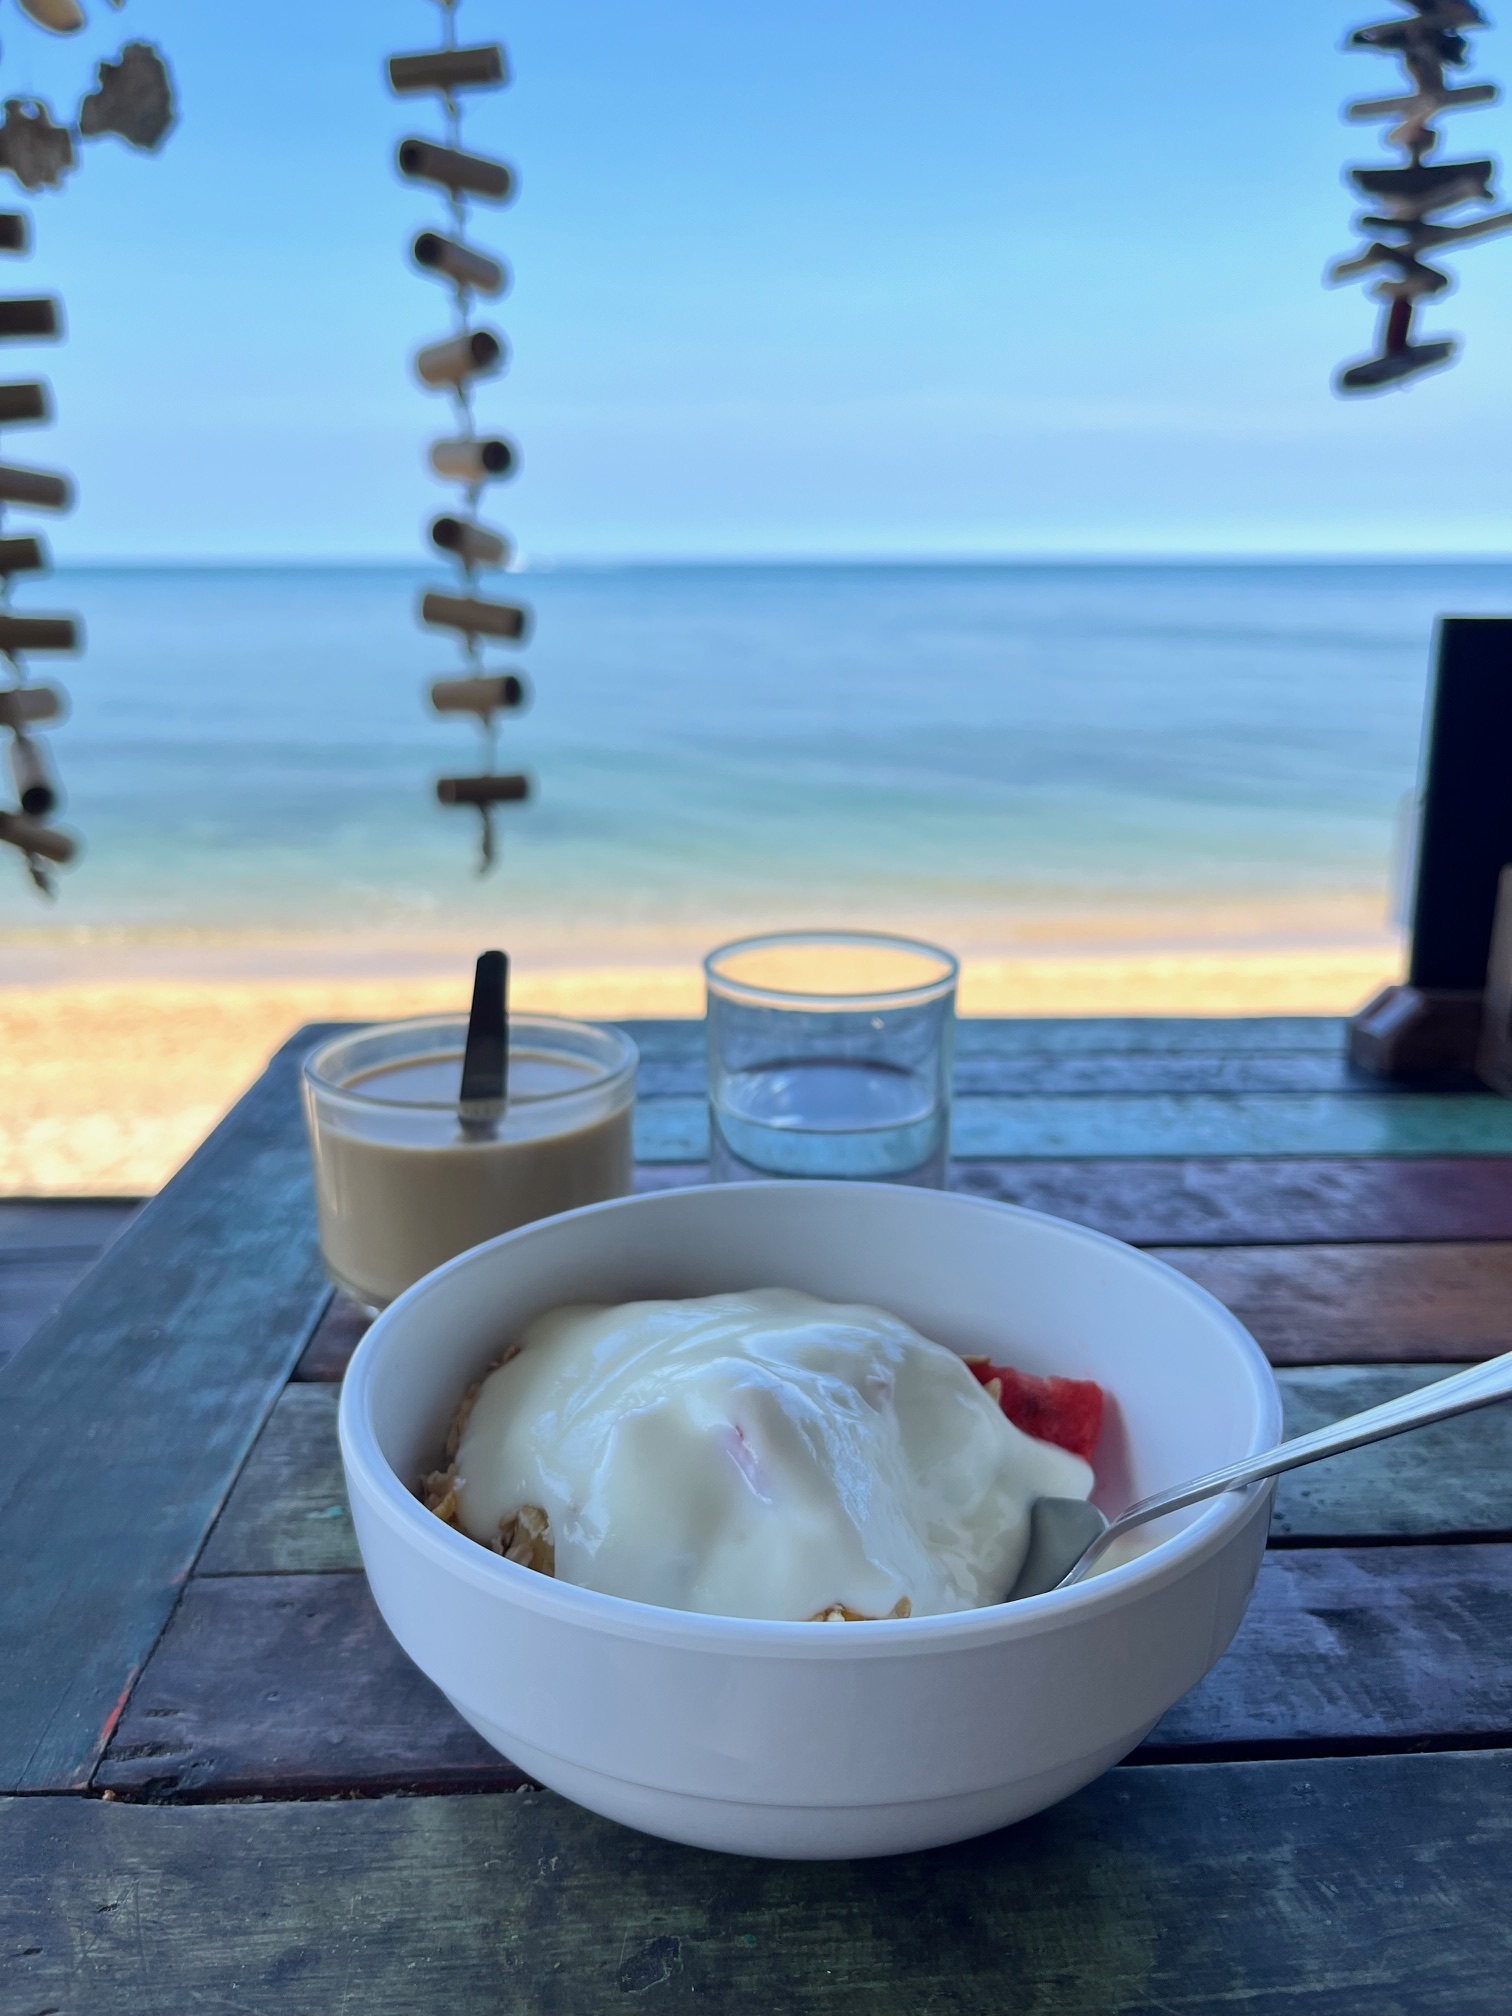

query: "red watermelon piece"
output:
966 1359 1105 1464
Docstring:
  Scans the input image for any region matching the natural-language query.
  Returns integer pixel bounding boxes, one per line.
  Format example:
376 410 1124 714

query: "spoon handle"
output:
1091 1345 1512 1567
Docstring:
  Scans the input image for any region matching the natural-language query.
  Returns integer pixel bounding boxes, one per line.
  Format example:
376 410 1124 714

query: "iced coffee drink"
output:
302 1014 637 1310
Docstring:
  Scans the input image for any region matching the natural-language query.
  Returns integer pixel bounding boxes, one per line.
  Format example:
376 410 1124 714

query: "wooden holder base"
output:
1348 985 1485 1078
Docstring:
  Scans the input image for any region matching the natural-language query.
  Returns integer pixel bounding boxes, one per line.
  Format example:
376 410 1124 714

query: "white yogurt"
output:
453 1288 1093 1621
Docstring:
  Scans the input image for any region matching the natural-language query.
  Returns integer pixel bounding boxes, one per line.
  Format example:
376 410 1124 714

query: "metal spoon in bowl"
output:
1007 1346 1512 1602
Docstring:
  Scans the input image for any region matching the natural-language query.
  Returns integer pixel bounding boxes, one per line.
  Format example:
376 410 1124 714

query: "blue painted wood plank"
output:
620 1014 1352 1059
0 1028 336 1792
638 1050 1467 1098
949 1092 1512 1159
635 1091 1512 1163
632 1102 707 1161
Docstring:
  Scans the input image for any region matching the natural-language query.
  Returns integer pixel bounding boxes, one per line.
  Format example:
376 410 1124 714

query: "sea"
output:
3 559 1510 957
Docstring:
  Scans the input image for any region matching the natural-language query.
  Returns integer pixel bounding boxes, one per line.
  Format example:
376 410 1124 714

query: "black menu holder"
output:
1350 616 1512 1078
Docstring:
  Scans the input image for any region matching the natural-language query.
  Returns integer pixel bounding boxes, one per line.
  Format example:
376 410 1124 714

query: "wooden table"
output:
5 1016 1512 2012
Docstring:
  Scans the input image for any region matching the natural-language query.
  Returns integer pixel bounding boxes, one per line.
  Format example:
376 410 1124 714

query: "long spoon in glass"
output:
1008 1347 1512 1602
458 948 508 1140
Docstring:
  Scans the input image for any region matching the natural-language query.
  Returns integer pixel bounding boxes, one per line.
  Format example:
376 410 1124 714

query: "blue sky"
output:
6 0 1512 559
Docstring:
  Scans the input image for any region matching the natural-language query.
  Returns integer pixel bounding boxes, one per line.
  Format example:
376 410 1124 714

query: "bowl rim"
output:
339 1180 1282 1655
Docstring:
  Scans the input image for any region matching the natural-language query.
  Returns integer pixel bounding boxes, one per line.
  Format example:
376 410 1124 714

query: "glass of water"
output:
704 930 958 1184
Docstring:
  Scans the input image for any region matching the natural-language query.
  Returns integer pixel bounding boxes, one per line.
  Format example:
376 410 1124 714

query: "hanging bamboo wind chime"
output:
1332 0 1511 391
0 13 173 892
0 246 76 895
388 4 529 874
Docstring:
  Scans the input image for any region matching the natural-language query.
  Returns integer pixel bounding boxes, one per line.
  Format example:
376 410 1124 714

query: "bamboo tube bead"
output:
0 683 63 727
412 232 509 297
419 590 530 642
387 46 507 95
0 298 60 340
8 729 57 815
0 464 72 510
1339 339 1456 389
429 436 515 483
430 516 509 568
414 328 505 389
0 614 79 653
429 672 526 718
435 773 530 808
397 138 514 203
16 0 86 32
0 807 74 863
0 384 50 425
1347 83 1497 122
0 535 48 575
0 216 29 255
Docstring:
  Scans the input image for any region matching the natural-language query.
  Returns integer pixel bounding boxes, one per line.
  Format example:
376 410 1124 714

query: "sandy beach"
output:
1 914 1400 1196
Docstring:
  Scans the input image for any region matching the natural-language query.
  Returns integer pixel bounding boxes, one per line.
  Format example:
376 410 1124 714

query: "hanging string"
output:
1332 1 1511 392
389 0 530 875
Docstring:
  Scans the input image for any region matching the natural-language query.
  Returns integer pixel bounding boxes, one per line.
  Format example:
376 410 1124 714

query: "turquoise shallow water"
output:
3 560 1510 942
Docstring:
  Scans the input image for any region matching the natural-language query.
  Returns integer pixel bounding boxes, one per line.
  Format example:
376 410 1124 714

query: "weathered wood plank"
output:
361 1016 1370 1106
1154 1242 1512 1362
295 1184 1512 1389
0 1199 140 1252
637 1043 1482 1104
0 1253 98 1371
200 1366 1512 1581
633 1102 707 1161
637 1092 1512 1164
953 1155 1512 1244
197 1385 358 1575
94 1574 521 1799
102 1547 1512 1798
946 1052 1471 1095
956 1015 1349 1054
12 1753 1512 2013
290 1288 363 1381
0 1029 338 1793
1272 1366 1512 1540
288 1238 1512 1386
948 1091 1512 1160
640 1050 1476 1099
1147 1545 1512 1757
644 1157 1512 1246
0 1201 142 1368
623 1014 1355 1060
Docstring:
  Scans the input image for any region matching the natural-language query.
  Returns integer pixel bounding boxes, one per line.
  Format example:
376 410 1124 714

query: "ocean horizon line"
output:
41 550 1512 574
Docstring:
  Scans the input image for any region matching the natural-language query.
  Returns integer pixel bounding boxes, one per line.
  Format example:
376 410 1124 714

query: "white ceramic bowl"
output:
340 1182 1280 1859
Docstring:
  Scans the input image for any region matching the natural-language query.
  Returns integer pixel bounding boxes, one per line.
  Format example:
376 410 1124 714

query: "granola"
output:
415 1347 554 1569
